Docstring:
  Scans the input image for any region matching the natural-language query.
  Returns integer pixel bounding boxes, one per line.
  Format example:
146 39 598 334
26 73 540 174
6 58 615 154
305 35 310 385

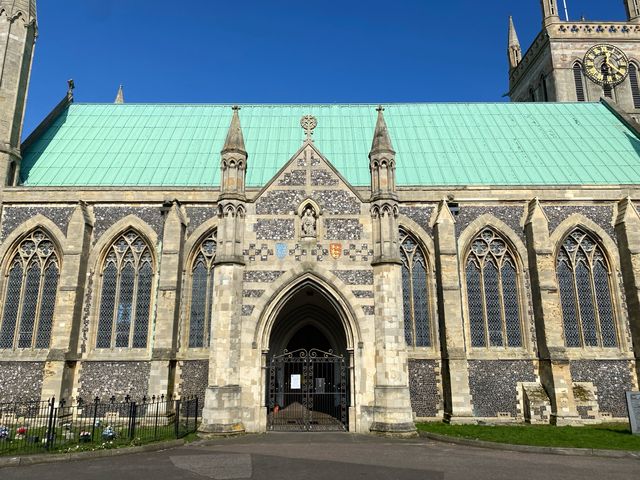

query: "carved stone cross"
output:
300 115 318 142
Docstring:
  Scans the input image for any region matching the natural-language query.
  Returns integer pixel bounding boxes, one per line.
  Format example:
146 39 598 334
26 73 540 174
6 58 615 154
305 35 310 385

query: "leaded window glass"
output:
0 230 59 349
187 232 216 348
465 229 523 348
557 228 618 348
399 228 432 347
96 230 154 349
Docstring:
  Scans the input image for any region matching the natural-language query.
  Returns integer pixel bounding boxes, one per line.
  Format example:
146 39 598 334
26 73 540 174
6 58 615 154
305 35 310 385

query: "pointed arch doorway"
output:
266 283 350 431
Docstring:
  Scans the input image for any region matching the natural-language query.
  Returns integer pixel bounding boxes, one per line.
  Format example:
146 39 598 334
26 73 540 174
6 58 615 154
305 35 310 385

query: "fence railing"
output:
0 395 199 456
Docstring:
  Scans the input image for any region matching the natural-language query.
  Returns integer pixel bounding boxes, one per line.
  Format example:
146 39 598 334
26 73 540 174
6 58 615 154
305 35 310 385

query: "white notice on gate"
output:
291 374 301 390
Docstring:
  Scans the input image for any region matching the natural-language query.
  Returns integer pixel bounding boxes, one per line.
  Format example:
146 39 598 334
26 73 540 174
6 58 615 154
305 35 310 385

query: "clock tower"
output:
508 1 640 118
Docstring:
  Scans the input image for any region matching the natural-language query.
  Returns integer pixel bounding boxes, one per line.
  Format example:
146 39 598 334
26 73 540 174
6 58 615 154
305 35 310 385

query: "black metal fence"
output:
0 395 199 456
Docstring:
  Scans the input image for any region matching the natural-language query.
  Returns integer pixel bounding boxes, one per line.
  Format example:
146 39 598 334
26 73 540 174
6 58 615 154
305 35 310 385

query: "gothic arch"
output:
86 216 158 352
183 218 219 269
550 214 626 350
457 214 531 351
397 216 435 259
0 223 63 350
253 265 362 352
457 214 528 268
89 215 158 271
181 224 218 350
0 215 66 267
397 219 438 348
549 214 619 267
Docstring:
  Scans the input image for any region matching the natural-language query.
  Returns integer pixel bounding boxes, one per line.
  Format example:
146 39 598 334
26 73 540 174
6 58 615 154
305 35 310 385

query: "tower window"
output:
400 228 432 348
96 230 154 349
187 231 216 348
541 75 549 102
630 63 640 109
573 62 586 102
465 229 523 348
557 229 617 348
0 230 59 349
603 84 614 99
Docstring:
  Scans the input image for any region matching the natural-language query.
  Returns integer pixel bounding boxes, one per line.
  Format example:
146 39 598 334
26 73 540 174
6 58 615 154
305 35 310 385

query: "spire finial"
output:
115 84 125 104
370 105 394 155
222 105 246 155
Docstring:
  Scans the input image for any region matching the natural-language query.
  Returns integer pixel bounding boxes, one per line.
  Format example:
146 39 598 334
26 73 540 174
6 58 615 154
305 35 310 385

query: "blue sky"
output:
23 1 627 134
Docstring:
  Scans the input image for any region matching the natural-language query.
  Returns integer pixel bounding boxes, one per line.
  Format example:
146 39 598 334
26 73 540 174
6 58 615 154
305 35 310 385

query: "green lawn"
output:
417 422 640 451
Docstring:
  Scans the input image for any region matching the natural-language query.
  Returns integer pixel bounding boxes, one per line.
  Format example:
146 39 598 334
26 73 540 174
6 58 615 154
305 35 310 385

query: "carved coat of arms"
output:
329 243 342 259
276 243 288 259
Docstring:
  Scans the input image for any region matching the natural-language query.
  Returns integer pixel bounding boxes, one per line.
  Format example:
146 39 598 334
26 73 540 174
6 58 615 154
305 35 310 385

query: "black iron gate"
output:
267 348 348 431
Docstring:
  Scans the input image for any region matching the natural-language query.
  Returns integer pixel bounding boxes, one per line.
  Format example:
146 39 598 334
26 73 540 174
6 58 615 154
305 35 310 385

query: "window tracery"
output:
465 229 523 348
399 228 432 347
557 228 617 348
96 230 153 349
187 231 216 348
0 230 59 349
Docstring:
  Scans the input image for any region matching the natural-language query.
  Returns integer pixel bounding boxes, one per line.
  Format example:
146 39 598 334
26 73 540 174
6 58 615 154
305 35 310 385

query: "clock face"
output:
583 44 629 86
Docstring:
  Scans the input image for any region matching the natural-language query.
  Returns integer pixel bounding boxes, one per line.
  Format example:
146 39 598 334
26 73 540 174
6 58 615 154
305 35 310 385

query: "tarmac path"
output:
1 432 638 480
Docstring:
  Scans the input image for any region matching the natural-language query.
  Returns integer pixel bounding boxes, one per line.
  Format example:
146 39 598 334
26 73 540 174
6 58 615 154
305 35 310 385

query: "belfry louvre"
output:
2 1 640 434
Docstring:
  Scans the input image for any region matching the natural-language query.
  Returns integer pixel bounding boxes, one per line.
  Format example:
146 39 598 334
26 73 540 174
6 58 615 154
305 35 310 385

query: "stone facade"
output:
509 1 640 118
0 2 639 436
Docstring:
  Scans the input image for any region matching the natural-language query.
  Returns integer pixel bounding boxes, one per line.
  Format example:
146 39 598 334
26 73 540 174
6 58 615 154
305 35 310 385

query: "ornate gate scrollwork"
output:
268 348 347 431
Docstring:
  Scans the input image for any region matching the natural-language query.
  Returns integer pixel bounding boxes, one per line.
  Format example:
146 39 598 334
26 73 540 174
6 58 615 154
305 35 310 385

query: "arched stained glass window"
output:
557 229 617 348
96 230 154 349
187 231 216 348
465 229 523 348
0 230 59 349
400 228 432 347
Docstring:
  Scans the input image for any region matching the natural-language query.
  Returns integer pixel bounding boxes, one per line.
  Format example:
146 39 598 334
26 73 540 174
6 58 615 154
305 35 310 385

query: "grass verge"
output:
416 422 640 451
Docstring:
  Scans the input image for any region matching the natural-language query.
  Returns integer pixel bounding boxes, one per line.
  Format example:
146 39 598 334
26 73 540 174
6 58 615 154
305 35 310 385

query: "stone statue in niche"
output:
301 206 317 238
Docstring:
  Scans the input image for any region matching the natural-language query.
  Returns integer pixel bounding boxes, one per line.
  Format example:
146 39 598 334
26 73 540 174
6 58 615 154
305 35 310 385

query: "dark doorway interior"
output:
267 283 349 432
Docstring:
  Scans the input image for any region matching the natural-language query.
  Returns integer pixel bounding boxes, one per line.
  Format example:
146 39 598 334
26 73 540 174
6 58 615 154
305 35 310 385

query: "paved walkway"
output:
2 433 638 479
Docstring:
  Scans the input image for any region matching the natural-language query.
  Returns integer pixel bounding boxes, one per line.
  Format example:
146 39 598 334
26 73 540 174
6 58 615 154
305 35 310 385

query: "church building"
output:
1 0 640 435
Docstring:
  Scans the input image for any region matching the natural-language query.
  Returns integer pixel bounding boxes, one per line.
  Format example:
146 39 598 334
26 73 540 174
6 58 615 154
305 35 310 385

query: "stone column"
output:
369 202 416 436
432 200 473 423
615 198 640 383
525 198 579 424
199 202 246 435
148 202 186 397
41 203 93 401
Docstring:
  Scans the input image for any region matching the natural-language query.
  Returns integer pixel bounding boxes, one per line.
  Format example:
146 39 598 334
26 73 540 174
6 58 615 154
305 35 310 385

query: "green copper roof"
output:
20 102 640 187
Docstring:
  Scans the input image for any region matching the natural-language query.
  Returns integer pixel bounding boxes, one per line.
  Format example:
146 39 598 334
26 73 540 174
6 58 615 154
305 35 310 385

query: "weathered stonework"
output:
468 360 536 418
278 170 306 186
324 219 362 240
545 205 616 241
255 190 305 215
242 289 264 298
455 206 525 241
243 271 285 283
77 362 151 401
179 360 209 406
331 270 373 285
362 305 375 315
399 206 434 234
93 206 164 242
352 290 374 298
408 359 441 418
311 170 339 186
1 206 74 240
241 305 255 316
186 206 217 235
570 360 634 417
254 219 294 240
312 190 360 215
0 362 44 402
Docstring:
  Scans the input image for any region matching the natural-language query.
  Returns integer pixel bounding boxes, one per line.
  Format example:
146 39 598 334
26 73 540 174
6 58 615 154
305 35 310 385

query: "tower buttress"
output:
624 0 640 23
540 0 560 26
508 16 522 71
0 0 37 186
